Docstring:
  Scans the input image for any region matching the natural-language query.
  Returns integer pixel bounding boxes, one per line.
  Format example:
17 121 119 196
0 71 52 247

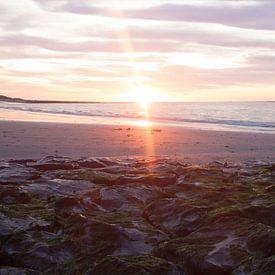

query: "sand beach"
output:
0 120 274 163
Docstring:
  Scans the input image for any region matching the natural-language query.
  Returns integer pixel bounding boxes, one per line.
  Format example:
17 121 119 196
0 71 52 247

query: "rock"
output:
144 198 206 233
9 159 36 165
264 185 275 192
0 267 40 274
90 184 160 213
134 158 169 167
22 179 95 199
0 214 26 240
117 173 177 186
208 161 225 168
54 197 87 218
240 205 275 227
0 167 40 184
54 197 102 218
176 166 225 183
58 169 120 185
78 157 107 169
96 165 132 174
149 164 178 174
0 161 10 169
155 215 275 274
1 229 77 272
266 163 275 171
0 156 274 273
0 186 31 204
155 236 235 275
193 216 275 263
68 216 152 257
232 255 275 275
246 223 275 258
93 255 184 275
27 156 78 171
250 198 267 206
0 213 52 242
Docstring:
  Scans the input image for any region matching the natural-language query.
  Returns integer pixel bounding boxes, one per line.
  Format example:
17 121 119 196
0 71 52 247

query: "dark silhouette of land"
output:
0 95 100 104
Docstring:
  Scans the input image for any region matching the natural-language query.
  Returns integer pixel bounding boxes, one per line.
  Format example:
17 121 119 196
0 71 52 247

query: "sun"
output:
122 86 166 109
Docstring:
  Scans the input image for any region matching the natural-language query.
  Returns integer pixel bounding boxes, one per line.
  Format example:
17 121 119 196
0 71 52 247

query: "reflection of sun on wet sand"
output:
133 120 152 127
0 119 274 164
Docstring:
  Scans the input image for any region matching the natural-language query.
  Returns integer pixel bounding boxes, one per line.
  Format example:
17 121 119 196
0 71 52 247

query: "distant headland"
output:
0 95 101 104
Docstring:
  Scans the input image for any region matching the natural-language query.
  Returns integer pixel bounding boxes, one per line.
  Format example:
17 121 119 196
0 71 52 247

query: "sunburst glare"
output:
122 86 166 109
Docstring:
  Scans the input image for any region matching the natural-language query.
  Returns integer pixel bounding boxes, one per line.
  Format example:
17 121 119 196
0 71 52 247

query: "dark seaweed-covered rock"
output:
0 186 31 204
1 229 77 272
58 169 120 185
22 179 95 199
90 184 160 213
0 167 39 184
92 255 184 275
117 173 177 187
232 255 275 275
265 185 275 192
0 157 274 274
240 205 275 227
27 156 78 171
54 197 88 218
0 266 40 274
78 157 107 169
68 216 153 257
143 198 207 234
155 233 240 275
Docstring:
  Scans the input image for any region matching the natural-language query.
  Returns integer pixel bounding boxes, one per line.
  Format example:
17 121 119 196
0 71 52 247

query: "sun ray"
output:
108 9 164 161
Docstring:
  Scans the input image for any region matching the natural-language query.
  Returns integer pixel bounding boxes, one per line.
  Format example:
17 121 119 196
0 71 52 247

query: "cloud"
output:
0 0 274 101
49 2 275 31
128 3 275 30
0 34 182 53
146 54 275 94
125 26 275 50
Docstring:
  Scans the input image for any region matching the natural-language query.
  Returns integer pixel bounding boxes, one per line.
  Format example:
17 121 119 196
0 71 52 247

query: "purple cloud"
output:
48 2 275 30
128 3 275 30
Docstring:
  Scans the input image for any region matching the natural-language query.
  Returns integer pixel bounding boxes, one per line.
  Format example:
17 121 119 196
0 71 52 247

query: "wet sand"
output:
0 120 274 164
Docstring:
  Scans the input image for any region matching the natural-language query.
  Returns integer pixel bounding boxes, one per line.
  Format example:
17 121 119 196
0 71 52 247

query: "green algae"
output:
0 200 53 221
93 255 182 275
0 157 274 274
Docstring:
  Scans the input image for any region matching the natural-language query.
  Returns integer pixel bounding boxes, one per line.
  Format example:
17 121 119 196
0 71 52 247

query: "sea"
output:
0 101 274 133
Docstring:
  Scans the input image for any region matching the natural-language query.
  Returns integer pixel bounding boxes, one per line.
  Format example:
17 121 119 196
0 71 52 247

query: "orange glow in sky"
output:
0 1 275 102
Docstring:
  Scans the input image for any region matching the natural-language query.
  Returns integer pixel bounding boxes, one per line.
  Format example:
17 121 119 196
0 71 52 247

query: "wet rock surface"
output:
0 156 274 274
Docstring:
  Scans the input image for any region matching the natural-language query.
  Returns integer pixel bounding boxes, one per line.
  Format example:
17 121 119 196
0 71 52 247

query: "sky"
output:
0 0 275 102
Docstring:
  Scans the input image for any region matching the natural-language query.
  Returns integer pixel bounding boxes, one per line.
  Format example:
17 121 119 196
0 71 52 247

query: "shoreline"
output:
0 108 274 134
0 119 274 164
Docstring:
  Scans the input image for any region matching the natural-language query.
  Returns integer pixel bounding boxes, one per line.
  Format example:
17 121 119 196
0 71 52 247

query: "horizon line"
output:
0 94 274 104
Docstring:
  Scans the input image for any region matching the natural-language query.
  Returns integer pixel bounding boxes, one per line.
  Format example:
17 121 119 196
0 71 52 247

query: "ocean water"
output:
0 101 274 133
